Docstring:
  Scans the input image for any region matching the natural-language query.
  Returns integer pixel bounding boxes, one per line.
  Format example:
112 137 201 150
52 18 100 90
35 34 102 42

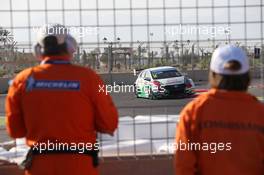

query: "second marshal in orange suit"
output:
5 24 118 175
175 45 264 175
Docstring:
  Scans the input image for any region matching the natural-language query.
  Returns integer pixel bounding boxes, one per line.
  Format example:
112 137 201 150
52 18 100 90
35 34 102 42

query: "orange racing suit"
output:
5 56 118 175
175 88 264 175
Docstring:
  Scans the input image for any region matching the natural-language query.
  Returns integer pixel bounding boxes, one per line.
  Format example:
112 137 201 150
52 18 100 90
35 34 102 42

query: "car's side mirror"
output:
144 77 151 81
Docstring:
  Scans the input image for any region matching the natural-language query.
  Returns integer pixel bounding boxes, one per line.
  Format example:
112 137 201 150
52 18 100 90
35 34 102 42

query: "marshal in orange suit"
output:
6 24 118 175
175 45 264 175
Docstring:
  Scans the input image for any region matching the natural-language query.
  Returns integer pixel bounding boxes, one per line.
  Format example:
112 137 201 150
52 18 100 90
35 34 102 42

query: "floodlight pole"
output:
103 37 121 73
103 37 121 85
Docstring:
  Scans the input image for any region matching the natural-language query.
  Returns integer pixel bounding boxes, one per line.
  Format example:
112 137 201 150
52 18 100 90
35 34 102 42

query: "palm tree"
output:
0 27 13 47
0 27 17 63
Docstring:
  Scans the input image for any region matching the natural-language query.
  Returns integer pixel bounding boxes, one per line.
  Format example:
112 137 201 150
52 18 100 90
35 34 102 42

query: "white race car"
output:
134 66 195 99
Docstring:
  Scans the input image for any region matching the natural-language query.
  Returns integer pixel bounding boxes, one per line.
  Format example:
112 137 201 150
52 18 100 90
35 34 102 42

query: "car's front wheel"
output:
148 89 157 100
134 85 140 98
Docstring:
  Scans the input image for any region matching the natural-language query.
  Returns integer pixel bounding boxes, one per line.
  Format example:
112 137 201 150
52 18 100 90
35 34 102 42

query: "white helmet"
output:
33 24 77 59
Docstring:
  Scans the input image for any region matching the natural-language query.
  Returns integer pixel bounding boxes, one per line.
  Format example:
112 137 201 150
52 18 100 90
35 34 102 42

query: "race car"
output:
134 66 195 99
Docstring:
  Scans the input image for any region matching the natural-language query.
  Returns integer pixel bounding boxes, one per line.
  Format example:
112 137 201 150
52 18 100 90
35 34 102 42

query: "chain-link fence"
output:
0 105 180 163
97 105 180 158
0 1 263 169
0 0 264 75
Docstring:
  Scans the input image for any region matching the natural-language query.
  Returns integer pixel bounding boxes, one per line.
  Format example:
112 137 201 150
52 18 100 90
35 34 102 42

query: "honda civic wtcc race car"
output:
134 66 195 99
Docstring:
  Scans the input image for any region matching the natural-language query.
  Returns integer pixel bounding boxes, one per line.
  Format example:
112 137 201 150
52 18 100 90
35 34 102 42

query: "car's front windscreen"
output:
151 69 182 79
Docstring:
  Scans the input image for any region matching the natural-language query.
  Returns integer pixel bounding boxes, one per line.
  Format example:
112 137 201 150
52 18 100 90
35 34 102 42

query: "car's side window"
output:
141 71 146 78
145 71 151 79
138 72 143 78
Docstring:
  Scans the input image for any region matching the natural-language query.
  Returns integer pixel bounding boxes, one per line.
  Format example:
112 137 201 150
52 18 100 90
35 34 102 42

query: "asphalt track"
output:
0 80 263 117
111 80 264 116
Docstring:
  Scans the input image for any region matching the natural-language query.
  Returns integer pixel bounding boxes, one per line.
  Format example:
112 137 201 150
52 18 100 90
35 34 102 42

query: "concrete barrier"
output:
100 68 263 85
186 70 209 82
99 70 209 86
0 79 9 94
0 95 5 115
0 155 174 175
0 68 262 93
99 155 174 175
100 73 137 85
0 161 24 175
